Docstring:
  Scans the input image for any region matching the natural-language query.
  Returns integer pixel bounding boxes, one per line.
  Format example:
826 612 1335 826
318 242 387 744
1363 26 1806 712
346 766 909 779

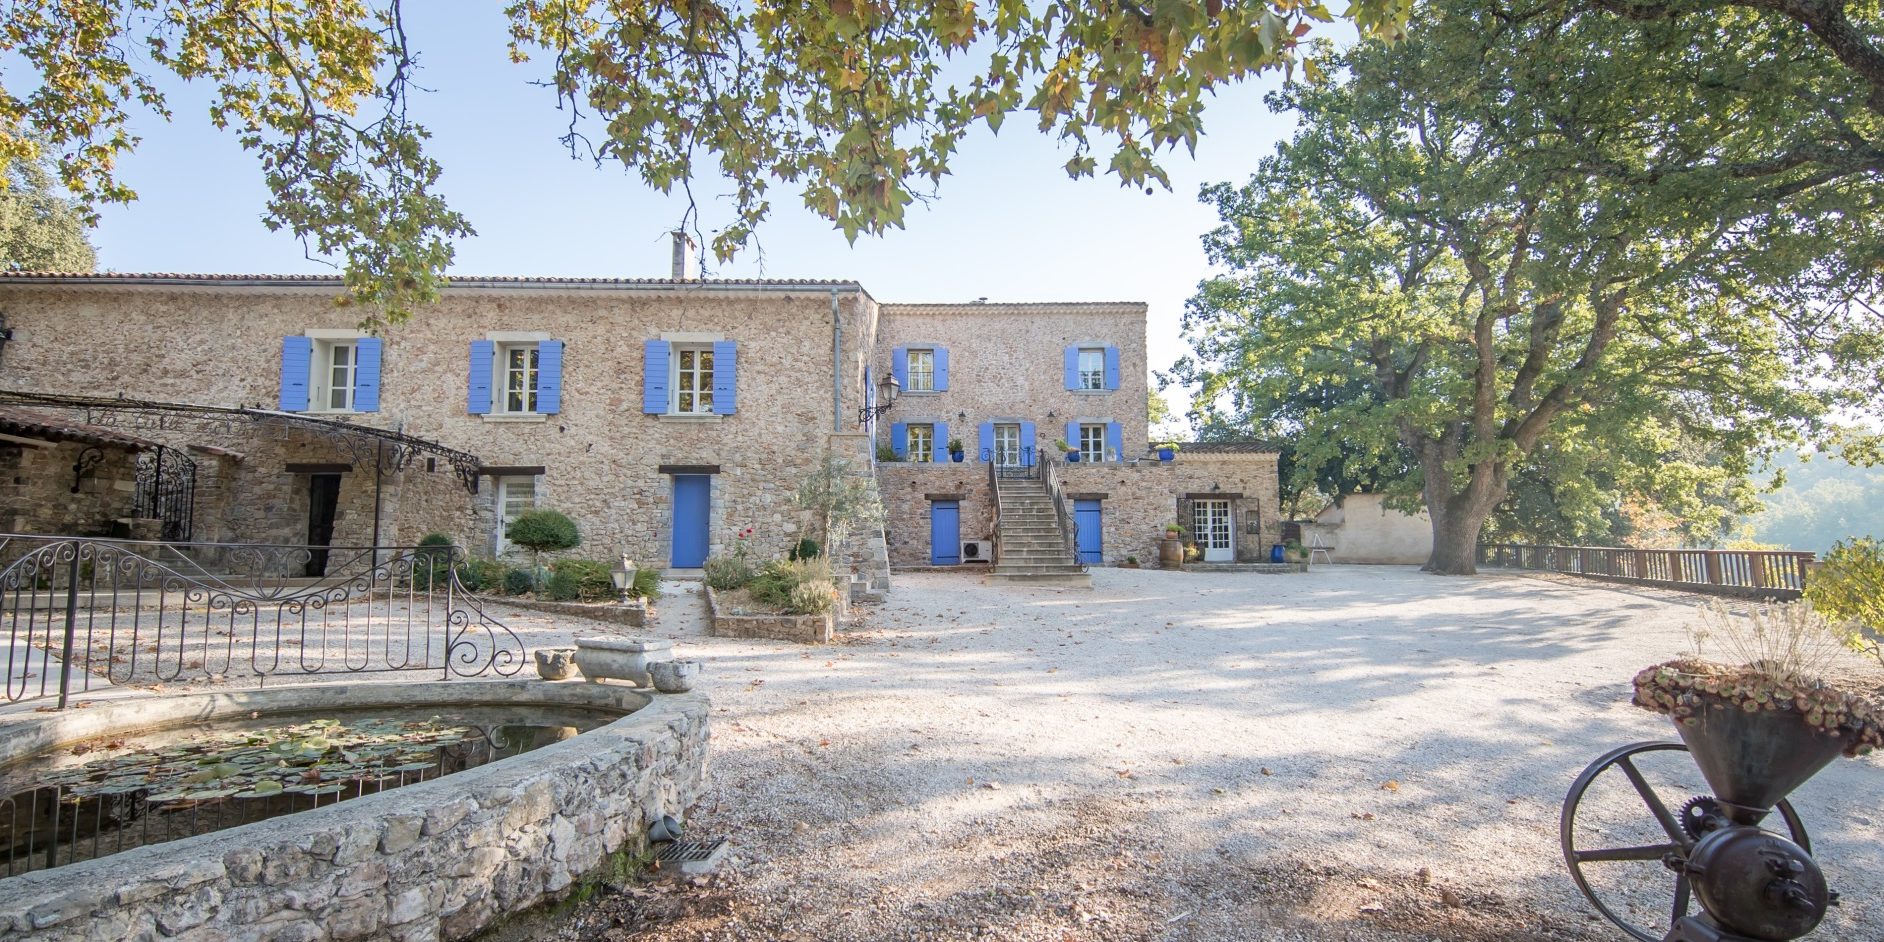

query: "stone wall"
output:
704 586 837 644
1307 493 1433 565
0 281 878 569
0 680 709 942
876 463 996 568
873 302 1149 465
0 440 140 537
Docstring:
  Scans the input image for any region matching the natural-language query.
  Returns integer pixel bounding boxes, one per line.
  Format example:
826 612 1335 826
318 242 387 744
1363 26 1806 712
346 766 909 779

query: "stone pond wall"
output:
0 681 709 942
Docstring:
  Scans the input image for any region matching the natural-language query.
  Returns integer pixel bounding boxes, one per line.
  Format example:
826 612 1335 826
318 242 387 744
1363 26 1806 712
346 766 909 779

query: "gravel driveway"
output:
532 565 1884 942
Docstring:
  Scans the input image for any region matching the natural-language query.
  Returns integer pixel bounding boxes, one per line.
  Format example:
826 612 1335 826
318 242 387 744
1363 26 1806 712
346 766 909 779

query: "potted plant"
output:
1156 442 1179 462
1632 603 1882 820
876 444 902 462
1055 438 1079 463
947 437 965 462
1158 524 1186 569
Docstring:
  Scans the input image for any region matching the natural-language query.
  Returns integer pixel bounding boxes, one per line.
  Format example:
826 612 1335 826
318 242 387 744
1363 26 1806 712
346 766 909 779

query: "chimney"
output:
670 230 699 281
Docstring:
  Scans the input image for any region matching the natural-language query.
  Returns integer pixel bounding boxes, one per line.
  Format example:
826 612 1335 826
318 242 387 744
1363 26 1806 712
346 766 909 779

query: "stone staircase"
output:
991 474 1091 587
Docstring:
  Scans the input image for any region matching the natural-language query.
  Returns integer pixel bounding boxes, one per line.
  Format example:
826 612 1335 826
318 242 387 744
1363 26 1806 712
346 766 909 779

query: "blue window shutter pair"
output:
639 340 735 414
279 336 381 413
977 422 994 462
712 340 738 414
1106 422 1123 462
467 340 495 414
1062 346 1079 390
1020 421 1036 466
891 422 909 459
934 421 949 459
934 347 950 391
891 346 909 390
352 338 383 412
642 341 671 414
279 337 312 412
1104 346 1120 390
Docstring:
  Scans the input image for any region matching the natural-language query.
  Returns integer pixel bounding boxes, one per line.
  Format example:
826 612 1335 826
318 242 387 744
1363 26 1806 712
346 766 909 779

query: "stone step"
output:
989 570 1093 587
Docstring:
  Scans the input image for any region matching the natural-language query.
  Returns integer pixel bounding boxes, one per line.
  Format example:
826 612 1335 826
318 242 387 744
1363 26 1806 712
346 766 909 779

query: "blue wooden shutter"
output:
1106 422 1123 462
1020 421 1036 466
892 346 908 390
934 347 950 391
537 340 564 414
1104 346 1121 391
642 340 670 414
934 421 949 460
467 340 494 414
1063 346 1078 390
279 337 312 412
712 340 737 414
977 422 993 463
891 422 908 459
1066 421 1080 455
353 337 383 412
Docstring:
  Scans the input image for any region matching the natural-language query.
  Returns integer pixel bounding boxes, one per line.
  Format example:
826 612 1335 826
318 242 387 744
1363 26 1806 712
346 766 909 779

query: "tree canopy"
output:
0 146 96 272
0 0 1407 324
1177 0 1884 573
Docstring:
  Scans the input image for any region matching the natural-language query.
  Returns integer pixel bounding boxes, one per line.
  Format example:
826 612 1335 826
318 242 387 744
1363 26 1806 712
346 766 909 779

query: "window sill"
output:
479 413 550 423
1069 389 1113 396
901 389 942 397
658 413 724 424
306 408 364 416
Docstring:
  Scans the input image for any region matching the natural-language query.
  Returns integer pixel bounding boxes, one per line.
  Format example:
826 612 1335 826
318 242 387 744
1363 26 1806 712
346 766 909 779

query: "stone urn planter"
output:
574 637 674 686
650 659 701 693
534 647 579 681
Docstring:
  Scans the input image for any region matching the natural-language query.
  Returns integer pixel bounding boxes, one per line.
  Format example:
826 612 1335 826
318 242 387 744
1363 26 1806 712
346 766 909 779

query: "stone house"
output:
0 236 1278 588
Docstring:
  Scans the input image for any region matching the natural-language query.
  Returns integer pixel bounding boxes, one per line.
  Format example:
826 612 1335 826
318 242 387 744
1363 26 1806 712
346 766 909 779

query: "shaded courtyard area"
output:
530 565 1884 942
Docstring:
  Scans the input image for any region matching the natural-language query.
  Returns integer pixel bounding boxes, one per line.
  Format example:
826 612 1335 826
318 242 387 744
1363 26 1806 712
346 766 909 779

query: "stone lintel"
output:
285 462 352 474
658 464 721 475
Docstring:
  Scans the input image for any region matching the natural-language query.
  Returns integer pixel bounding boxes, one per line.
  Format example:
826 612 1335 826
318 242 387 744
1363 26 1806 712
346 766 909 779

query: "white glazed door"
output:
994 424 1022 467
1196 500 1233 562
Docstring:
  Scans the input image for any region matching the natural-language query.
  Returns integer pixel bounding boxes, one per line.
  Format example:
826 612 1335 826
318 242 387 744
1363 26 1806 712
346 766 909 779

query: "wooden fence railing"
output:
1477 543 1815 600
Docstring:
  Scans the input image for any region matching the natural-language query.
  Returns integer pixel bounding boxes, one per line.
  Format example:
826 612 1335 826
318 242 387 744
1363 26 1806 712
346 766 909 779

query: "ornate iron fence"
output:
131 446 196 542
1478 543 1815 600
0 535 526 708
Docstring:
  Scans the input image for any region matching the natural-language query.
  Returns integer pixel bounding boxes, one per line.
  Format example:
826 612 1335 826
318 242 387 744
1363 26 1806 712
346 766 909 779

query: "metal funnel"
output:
1676 704 1852 826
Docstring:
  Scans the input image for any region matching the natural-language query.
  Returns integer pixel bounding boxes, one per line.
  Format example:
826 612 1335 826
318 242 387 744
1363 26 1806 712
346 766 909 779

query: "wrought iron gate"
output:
132 446 195 541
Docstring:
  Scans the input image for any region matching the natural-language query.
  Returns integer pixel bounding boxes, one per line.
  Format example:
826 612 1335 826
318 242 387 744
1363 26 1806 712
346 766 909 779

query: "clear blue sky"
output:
88 5 1331 420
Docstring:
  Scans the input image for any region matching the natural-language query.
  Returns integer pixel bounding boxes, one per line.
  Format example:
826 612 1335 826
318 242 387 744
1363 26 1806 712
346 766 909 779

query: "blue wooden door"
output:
930 500 961 565
1074 499 1103 564
670 475 711 568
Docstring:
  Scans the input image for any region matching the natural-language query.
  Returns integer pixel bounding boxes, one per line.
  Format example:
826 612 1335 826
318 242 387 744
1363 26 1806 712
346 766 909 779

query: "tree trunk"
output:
1425 507 1488 575
1414 445 1506 576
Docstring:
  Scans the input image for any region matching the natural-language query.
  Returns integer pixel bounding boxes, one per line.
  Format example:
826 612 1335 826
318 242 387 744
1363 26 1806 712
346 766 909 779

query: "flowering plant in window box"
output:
946 438 965 462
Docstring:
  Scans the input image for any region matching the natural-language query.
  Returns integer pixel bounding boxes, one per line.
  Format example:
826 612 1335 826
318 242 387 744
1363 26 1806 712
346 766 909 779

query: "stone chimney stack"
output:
670 230 699 281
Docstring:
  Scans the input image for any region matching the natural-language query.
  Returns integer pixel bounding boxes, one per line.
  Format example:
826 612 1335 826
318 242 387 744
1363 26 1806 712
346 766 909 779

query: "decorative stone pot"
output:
650 659 701 693
534 648 579 681
574 637 674 686
1158 536 1184 569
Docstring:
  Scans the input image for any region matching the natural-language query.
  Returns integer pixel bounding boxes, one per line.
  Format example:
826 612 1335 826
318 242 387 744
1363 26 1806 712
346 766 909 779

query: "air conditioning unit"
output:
960 540 994 564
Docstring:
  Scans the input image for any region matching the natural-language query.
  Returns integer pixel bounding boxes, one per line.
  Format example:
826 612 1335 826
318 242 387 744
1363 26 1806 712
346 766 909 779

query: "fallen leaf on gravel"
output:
983 781 1001 790
1351 812 1375 821
1261 767 1273 776
1441 887 1463 907
818 739 831 747
1381 779 1400 792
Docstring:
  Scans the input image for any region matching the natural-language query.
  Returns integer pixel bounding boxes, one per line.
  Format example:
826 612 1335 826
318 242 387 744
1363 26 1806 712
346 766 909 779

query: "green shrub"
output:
549 559 619 602
628 567 662 602
703 554 754 590
457 558 508 592
413 533 455 589
788 538 822 561
749 556 835 613
875 444 901 462
505 509 581 554
1806 537 1884 666
503 568 537 596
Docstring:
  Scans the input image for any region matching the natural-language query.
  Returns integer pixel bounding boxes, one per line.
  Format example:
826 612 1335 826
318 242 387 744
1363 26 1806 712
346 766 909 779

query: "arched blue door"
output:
671 475 711 568
1074 499 1103 564
930 500 960 565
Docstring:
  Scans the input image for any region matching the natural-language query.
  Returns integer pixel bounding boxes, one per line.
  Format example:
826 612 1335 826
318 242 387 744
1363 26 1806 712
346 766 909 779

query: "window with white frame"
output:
909 423 934 463
1079 424 1106 463
674 345 715 414
495 475 538 556
906 348 935 392
314 340 358 411
496 342 539 414
1077 347 1105 391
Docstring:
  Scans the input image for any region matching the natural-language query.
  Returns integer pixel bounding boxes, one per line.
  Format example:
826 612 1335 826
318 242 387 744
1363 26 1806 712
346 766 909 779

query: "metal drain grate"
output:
653 837 729 876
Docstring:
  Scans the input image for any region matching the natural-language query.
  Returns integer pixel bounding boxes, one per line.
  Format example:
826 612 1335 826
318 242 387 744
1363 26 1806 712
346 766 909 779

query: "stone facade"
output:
0 270 1279 585
0 680 709 942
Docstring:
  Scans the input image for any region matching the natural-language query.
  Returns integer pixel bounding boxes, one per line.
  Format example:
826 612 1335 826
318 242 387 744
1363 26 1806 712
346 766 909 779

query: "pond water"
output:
0 704 622 877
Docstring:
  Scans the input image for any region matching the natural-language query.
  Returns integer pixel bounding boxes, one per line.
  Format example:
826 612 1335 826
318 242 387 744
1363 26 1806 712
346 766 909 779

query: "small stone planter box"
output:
574 637 673 686
479 595 648 629
704 586 835 644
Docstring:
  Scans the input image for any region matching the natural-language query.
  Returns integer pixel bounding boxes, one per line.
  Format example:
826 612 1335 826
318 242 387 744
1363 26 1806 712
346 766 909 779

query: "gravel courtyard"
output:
532 565 1884 942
